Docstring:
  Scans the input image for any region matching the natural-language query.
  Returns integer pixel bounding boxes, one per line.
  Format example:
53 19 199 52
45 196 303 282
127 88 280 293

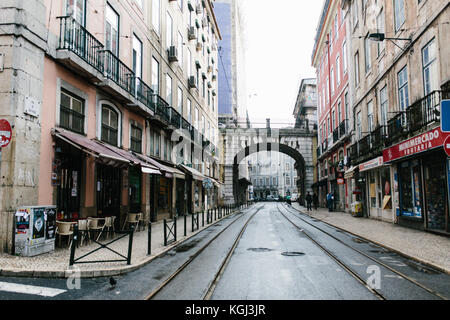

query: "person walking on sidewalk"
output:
306 192 313 211
313 193 319 211
327 192 334 212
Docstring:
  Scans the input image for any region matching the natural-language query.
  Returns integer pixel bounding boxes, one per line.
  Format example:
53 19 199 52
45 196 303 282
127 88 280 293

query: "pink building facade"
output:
312 0 351 211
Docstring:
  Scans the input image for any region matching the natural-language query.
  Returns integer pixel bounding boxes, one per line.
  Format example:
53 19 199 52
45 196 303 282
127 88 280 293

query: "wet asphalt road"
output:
0 202 448 300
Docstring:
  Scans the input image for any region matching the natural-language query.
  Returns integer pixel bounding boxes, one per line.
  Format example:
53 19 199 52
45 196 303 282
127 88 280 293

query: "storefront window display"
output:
399 160 423 219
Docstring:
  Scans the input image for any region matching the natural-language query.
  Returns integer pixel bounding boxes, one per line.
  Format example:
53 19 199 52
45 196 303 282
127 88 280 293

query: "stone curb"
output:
0 208 248 279
289 205 450 275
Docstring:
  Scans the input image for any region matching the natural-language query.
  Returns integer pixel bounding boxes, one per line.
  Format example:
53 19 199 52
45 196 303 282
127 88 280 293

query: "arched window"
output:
101 105 119 146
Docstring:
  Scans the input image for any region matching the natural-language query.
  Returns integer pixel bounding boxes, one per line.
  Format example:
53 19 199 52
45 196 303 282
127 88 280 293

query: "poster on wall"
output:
32 208 45 239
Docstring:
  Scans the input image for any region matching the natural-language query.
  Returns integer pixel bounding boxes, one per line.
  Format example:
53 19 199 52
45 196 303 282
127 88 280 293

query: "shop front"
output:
179 164 208 214
384 128 450 235
359 157 393 222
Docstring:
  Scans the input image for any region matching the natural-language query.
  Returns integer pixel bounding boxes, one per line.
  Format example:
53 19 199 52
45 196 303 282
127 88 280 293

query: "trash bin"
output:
14 206 57 257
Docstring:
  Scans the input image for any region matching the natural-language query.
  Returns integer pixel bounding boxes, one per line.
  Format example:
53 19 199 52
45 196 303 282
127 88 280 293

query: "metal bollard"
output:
184 214 187 237
127 225 134 265
174 218 177 242
69 225 78 266
164 219 167 246
202 211 204 227
147 221 152 255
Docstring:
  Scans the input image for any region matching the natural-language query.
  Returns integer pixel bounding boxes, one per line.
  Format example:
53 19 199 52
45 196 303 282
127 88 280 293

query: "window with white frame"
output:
101 104 119 146
398 66 409 111
105 4 119 56
394 0 405 33
152 0 160 34
166 12 173 49
422 39 438 95
380 86 388 126
66 0 86 26
152 57 159 94
178 86 183 113
166 74 172 105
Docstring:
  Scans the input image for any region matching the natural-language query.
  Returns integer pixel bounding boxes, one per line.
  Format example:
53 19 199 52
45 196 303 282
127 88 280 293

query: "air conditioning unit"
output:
196 4 202 14
188 76 197 89
168 46 178 62
188 27 197 40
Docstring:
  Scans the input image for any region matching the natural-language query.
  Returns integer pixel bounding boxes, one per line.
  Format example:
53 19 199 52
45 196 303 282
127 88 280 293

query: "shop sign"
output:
359 157 384 172
337 178 345 185
383 128 450 163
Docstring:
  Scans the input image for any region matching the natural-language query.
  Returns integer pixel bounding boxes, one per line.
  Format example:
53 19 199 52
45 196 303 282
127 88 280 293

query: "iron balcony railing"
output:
407 90 441 133
333 127 339 144
170 108 182 128
135 79 154 112
358 134 371 157
101 50 135 95
339 120 348 138
371 125 386 150
152 95 170 123
349 143 358 164
58 16 104 73
182 117 192 132
387 112 407 144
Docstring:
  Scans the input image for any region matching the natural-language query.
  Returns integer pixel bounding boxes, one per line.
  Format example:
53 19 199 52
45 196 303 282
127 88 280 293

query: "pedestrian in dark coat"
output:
313 193 319 210
306 192 313 211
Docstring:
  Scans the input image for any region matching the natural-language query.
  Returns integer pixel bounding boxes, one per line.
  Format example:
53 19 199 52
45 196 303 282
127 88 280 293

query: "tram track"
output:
144 204 263 300
277 203 447 300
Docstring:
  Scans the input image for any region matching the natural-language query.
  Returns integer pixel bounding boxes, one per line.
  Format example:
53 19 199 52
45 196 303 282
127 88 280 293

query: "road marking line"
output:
0 281 67 297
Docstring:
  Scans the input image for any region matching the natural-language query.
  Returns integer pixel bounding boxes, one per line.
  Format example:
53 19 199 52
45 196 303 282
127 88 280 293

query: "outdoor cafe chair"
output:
77 219 90 246
88 218 105 242
56 221 73 248
122 213 141 231
103 216 116 239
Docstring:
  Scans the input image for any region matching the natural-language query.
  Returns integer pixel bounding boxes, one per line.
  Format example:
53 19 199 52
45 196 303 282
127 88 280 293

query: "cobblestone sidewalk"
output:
0 208 241 278
291 203 450 274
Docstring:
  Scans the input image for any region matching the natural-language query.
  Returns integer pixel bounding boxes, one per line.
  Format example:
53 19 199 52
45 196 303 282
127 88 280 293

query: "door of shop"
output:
56 144 82 220
176 179 186 216
129 166 142 213
97 164 121 227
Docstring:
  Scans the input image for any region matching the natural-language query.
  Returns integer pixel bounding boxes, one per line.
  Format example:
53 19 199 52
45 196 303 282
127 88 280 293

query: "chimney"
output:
266 118 271 129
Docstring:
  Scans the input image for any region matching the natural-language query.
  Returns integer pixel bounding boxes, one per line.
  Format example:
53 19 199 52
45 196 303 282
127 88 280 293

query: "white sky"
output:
239 0 324 127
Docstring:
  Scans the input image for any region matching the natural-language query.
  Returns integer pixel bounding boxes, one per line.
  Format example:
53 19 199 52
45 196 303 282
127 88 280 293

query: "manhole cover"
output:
247 248 273 253
281 252 305 257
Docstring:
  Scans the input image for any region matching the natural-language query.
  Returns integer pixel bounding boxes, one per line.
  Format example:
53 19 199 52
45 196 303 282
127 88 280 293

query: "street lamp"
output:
368 33 412 52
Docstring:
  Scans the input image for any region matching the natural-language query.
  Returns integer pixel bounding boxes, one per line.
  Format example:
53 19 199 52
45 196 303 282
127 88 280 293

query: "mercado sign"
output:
383 128 450 163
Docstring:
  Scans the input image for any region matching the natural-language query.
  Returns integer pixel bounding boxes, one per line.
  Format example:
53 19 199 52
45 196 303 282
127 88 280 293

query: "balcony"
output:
387 112 408 144
170 108 182 129
407 90 441 133
333 127 339 144
56 16 104 81
370 125 386 150
339 120 349 138
349 143 358 165
358 134 371 159
386 91 443 146
101 50 135 96
152 95 170 124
